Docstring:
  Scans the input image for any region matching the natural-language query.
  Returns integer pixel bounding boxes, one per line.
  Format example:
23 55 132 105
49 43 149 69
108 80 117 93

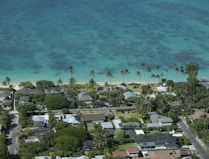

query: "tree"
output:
19 81 35 89
106 70 113 85
120 69 125 83
136 71 141 83
124 69 130 83
88 78 97 89
68 65 74 78
57 78 63 87
185 62 199 78
93 128 114 149
2 76 11 88
0 142 9 159
114 129 125 144
36 80 55 91
44 94 68 110
89 70 95 79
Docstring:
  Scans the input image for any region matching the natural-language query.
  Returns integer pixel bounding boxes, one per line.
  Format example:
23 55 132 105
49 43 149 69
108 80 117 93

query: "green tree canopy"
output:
44 94 68 110
36 80 55 90
18 81 35 89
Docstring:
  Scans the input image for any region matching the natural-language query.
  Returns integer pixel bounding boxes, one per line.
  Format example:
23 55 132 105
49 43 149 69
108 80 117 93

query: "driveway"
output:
178 116 209 159
7 111 20 159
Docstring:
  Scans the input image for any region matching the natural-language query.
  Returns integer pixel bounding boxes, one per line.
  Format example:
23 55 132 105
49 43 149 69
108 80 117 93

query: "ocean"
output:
1 0 209 84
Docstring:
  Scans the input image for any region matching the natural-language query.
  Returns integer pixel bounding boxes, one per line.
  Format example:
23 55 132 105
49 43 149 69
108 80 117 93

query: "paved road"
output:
7 111 19 159
178 117 209 159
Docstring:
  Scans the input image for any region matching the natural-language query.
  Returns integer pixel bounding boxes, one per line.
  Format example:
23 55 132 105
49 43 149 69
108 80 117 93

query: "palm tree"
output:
88 78 96 89
2 76 11 87
140 63 146 84
146 66 151 84
89 70 95 79
174 63 179 82
136 71 141 84
120 69 125 83
106 70 113 85
57 78 63 87
68 66 74 78
165 68 169 80
124 69 130 83
151 73 155 84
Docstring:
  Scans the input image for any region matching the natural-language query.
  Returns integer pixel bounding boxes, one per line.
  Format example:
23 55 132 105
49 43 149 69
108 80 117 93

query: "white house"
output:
55 114 80 126
112 119 122 129
32 114 49 127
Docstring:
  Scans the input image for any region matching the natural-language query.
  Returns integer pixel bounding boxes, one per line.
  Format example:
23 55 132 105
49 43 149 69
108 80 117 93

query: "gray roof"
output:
120 122 140 128
0 91 11 101
35 156 51 159
81 114 106 122
135 134 177 147
78 92 93 102
18 88 41 94
101 122 114 129
123 91 137 100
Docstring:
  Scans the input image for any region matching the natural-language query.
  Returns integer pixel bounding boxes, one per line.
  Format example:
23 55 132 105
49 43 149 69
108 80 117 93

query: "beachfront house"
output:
78 91 93 103
123 91 138 100
97 86 112 93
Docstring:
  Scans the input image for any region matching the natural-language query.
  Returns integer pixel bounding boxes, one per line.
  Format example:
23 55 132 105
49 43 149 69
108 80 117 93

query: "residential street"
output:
178 116 209 159
7 111 19 159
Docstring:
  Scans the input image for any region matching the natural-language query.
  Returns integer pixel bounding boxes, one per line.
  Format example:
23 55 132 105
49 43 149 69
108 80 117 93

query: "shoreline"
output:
0 80 152 91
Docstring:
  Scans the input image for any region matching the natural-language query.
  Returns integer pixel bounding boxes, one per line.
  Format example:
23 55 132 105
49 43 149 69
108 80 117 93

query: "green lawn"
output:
116 143 136 151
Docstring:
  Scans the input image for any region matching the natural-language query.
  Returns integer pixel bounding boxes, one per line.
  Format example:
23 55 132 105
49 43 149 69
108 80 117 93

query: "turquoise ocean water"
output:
1 0 209 84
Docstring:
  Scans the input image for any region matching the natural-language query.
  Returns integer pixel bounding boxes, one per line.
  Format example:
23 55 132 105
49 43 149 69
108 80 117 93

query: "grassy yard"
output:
116 143 137 151
114 111 139 119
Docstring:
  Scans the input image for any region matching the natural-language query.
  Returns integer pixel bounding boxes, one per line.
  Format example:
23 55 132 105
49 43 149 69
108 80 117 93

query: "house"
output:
81 113 106 123
115 84 126 91
44 86 69 95
120 122 140 129
0 91 11 102
35 156 51 159
123 91 138 100
135 130 145 135
18 88 41 94
24 137 39 143
92 155 104 159
101 122 114 129
146 112 173 128
112 118 122 129
54 113 80 126
126 148 140 157
112 151 128 158
156 86 168 92
32 114 49 127
18 96 33 105
148 150 181 159
1 99 12 110
82 140 98 152
55 155 88 159
125 130 137 138
135 134 178 150
198 78 209 88
0 125 2 134
78 91 93 103
97 86 112 93
112 147 140 158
